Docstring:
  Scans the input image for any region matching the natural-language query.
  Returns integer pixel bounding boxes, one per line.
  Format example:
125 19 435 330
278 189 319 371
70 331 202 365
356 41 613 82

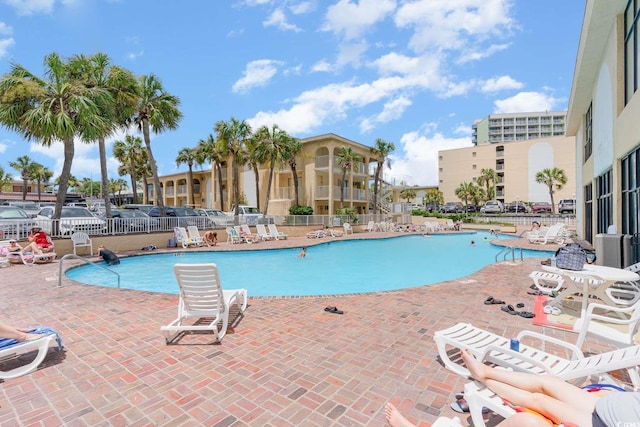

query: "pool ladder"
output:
57 253 121 289
495 246 524 263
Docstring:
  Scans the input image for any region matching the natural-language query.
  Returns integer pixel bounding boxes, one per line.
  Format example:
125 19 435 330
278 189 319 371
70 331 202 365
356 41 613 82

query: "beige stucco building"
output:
438 135 576 206
155 133 398 215
472 112 567 145
566 0 640 244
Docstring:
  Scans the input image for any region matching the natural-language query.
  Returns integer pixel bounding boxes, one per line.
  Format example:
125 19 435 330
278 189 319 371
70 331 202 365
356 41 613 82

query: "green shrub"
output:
289 205 313 215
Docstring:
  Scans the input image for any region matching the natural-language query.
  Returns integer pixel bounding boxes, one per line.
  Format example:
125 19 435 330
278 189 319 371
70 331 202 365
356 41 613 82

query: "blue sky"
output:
0 0 584 187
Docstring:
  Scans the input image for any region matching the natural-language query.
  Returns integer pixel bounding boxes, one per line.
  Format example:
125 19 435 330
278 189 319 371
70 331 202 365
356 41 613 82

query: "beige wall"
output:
439 135 576 206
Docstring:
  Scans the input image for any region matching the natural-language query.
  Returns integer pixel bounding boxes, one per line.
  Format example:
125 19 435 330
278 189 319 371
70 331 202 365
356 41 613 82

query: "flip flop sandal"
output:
491 299 505 305
484 296 495 305
543 305 561 316
450 397 489 414
516 303 525 308
501 304 518 315
518 311 535 318
527 290 542 296
324 306 344 314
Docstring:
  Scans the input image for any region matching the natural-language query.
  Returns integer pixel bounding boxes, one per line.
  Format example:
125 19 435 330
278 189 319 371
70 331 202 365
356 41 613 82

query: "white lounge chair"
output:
20 251 57 265
186 226 205 247
71 231 93 256
527 223 566 244
161 263 247 344
267 224 288 240
434 322 640 386
234 225 258 243
174 227 198 248
226 227 243 244
366 220 375 232
306 229 326 238
343 223 353 235
255 224 274 240
529 270 565 294
0 326 63 380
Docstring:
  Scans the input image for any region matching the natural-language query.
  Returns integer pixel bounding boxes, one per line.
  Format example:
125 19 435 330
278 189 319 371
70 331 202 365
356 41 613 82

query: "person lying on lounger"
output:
385 349 640 427
0 322 46 342
20 227 54 255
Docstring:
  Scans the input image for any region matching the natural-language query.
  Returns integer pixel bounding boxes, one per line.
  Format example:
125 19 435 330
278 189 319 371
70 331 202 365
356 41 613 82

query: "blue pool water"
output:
66 231 552 297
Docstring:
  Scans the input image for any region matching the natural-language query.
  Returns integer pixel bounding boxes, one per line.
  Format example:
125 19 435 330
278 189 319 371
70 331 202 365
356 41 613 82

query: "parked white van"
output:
229 205 264 225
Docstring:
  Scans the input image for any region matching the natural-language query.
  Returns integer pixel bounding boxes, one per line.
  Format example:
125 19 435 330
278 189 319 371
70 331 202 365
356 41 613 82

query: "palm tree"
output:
336 146 362 209
477 168 496 201
284 137 303 207
455 182 474 213
424 188 444 210
113 135 145 204
250 124 294 214
195 134 226 211
108 177 128 205
175 147 199 207
370 138 395 214
0 52 111 220
0 166 13 193
130 73 183 216
215 117 252 216
245 133 268 211
68 53 138 218
8 155 34 200
535 167 568 214
29 163 53 202
400 187 417 203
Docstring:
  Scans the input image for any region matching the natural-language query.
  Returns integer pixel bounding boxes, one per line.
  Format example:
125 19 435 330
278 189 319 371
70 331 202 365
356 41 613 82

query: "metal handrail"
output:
57 253 120 289
495 246 524 263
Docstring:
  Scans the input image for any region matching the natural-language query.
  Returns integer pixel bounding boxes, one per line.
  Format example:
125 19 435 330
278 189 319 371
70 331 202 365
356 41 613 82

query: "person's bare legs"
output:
20 242 43 255
461 349 597 426
0 322 42 341
384 403 415 427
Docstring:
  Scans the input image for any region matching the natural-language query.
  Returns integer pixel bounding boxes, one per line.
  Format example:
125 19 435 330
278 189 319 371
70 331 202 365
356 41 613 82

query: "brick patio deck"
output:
0 230 616 426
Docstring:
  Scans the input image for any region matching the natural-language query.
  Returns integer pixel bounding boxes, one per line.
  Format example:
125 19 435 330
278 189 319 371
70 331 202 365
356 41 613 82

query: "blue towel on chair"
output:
0 326 62 351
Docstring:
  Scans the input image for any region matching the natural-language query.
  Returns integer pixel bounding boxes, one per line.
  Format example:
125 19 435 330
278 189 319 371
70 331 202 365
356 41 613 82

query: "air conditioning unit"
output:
594 234 634 268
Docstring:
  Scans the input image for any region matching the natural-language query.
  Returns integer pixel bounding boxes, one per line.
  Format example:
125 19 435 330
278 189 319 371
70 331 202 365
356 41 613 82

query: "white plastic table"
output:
541 264 639 320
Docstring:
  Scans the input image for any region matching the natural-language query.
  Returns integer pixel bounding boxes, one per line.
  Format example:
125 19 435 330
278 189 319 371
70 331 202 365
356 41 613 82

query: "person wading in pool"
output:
98 245 120 266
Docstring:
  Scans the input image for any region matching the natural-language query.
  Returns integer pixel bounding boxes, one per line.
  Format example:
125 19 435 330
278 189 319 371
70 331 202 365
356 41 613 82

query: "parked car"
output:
442 202 464 214
36 206 107 235
425 202 440 213
531 201 552 214
123 204 156 215
1 201 40 218
99 209 159 233
465 203 479 213
90 201 117 213
482 200 504 214
228 205 265 225
506 201 530 213
0 206 38 240
558 198 576 214
147 206 208 228
195 208 234 227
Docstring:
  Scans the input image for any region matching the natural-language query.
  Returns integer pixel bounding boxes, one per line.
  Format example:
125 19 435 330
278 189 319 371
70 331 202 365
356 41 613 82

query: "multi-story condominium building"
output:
472 112 567 145
566 0 640 245
155 133 396 215
439 134 576 206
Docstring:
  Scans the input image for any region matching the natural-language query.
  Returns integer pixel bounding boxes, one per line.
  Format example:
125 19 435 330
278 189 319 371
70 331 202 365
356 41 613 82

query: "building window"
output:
584 183 593 243
625 0 640 104
622 146 640 238
472 164 477 170
584 102 592 161
439 167 443 172
472 152 476 157
596 169 613 234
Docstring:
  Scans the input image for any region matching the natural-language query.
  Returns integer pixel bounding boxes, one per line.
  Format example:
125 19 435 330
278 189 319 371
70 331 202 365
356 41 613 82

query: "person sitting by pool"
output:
299 246 307 258
385 348 639 427
20 227 54 255
203 231 217 247
98 245 120 266
7 239 22 254
531 221 541 231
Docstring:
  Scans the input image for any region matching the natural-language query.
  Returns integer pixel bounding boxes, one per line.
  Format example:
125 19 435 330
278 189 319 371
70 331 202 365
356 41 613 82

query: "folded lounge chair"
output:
0 326 63 380
161 263 248 344
267 224 288 240
186 226 205 247
174 227 198 248
256 224 274 240
527 223 566 244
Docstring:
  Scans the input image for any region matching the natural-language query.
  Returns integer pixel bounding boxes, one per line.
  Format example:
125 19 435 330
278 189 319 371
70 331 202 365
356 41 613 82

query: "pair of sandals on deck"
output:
484 296 535 318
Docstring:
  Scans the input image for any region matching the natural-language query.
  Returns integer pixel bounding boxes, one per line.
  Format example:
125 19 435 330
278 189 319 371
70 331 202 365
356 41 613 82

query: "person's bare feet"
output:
461 348 487 381
384 402 415 427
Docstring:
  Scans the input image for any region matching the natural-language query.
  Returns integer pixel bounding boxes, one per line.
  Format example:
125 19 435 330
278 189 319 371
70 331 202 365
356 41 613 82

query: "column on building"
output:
328 145 334 214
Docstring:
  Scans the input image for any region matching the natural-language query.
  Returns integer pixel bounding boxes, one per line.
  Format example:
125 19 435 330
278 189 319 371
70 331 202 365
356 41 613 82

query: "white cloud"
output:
336 40 368 68
360 96 411 132
4 0 55 15
290 1 314 14
395 0 515 54
126 50 144 60
0 37 15 59
263 8 301 32
493 91 560 113
322 0 396 40
457 43 510 64
453 124 472 135
0 22 13 35
232 59 283 94
283 64 302 76
387 128 473 186
0 140 8 154
310 59 335 73
481 75 523 93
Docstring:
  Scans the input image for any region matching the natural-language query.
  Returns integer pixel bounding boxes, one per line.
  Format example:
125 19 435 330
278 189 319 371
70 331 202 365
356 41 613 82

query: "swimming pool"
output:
66 232 551 297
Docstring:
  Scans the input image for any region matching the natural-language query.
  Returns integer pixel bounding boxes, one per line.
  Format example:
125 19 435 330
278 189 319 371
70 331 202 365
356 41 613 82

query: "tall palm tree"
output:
68 53 138 218
175 147 199 207
195 134 226 211
252 124 293 215
245 132 268 211
370 138 395 214
0 52 111 220
424 188 444 210
455 181 474 213
113 135 145 204
0 166 13 193
400 187 417 203
29 162 53 202
130 73 183 216
336 146 362 209
8 155 34 200
284 137 303 207
477 168 496 202
535 167 568 214
215 117 252 216
108 177 128 205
